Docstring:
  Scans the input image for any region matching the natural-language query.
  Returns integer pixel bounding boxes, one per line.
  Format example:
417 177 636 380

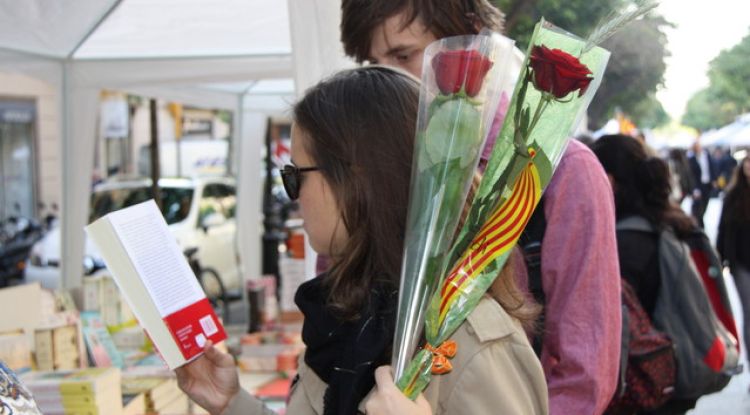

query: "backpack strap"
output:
615 215 655 233
520 197 546 356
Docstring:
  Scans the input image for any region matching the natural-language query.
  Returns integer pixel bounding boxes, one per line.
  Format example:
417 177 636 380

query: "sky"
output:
655 0 749 122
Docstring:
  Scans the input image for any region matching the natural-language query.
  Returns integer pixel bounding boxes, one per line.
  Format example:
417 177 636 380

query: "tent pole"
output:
67 0 125 59
60 61 71 290
235 93 249 314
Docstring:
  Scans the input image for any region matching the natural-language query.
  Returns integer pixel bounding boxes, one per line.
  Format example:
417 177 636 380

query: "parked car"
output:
0 213 45 287
25 177 241 295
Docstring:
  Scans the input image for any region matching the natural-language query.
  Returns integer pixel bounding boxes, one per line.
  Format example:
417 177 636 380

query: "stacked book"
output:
21 367 123 415
82 274 134 329
0 329 32 371
121 376 187 414
34 323 81 371
237 328 304 374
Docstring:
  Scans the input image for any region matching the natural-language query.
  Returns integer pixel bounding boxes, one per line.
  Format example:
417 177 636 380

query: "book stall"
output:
0 205 306 415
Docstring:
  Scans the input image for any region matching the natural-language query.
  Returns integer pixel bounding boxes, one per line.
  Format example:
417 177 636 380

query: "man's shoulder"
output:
561 139 599 166
546 139 610 198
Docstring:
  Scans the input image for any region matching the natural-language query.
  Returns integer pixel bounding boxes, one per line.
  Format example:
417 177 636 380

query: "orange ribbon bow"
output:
425 340 458 374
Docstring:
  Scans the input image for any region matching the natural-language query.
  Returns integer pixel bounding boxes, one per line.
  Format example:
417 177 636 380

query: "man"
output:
713 147 737 193
340 2 622 414
688 139 716 228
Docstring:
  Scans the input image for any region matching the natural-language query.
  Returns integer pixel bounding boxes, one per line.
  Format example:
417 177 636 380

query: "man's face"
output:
367 12 437 78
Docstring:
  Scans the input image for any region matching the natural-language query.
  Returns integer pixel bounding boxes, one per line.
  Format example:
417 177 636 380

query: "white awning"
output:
0 0 354 289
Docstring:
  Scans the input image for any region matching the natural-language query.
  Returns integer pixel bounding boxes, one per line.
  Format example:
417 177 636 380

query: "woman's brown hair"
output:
293 66 420 320
723 156 750 224
591 134 696 237
294 66 537 328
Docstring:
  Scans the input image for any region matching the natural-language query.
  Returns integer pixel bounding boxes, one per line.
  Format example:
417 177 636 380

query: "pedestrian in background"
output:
592 134 701 414
688 139 717 228
714 147 738 193
667 148 695 203
717 155 750 377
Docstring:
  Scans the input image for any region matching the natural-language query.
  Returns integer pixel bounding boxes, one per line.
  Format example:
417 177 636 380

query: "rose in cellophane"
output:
396 19 612 399
391 32 517 381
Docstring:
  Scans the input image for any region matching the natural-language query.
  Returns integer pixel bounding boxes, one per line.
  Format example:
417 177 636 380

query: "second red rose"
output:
529 45 593 99
432 50 493 97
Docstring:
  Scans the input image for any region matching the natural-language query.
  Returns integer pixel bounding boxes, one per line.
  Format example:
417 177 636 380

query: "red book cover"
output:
163 297 227 360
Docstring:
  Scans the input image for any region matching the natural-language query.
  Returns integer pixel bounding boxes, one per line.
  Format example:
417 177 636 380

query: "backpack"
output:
605 280 676 413
616 216 741 399
521 202 677 412
683 229 740 350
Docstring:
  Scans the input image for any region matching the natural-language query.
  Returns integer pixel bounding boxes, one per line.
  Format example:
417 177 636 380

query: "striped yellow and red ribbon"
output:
437 158 542 326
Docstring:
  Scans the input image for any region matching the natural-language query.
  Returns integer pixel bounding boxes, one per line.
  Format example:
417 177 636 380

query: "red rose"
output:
431 50 493 97
529 45 593 99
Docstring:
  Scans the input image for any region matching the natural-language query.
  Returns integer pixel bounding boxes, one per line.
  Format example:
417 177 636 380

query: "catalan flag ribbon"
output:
395 19 611 400
434 160 541 331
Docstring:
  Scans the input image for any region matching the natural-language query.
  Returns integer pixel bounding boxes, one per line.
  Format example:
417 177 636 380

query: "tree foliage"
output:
682 30 750 130
495 0 625 48
588 16 671 128
493 0 671 129
630 93 670 129
682 88 739 131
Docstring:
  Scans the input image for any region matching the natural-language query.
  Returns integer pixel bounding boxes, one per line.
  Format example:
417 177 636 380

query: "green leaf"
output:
424 99 483 169
396 349 433 400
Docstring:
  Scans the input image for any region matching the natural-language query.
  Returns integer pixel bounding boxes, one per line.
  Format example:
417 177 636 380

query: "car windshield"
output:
89 186 194 225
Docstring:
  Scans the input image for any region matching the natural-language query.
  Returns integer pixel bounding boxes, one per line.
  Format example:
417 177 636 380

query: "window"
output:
198 183 236 225
89 186 194 225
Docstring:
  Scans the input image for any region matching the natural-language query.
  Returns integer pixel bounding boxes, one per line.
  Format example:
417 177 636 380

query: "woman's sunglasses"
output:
281 164 320 200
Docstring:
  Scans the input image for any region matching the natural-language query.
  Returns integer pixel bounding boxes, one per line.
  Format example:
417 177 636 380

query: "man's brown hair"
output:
341 0 505 63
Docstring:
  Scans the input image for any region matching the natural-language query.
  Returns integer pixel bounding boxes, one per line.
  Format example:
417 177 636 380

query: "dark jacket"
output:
688 151 717 190
616 225 660 316
717 202 750 271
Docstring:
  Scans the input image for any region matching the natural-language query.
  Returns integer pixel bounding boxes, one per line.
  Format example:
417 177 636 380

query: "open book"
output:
86 200 227 369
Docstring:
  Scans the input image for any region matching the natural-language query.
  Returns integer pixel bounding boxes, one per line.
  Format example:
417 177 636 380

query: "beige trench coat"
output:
224 296 549 415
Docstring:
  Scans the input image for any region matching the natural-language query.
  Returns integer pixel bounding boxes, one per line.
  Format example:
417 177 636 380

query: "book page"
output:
107 200 204 317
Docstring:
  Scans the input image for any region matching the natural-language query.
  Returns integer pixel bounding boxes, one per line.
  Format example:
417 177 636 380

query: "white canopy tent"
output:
0 0 353 290
701 113 750 148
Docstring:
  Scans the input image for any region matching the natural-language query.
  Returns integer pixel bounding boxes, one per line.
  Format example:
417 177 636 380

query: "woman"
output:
717 156 750 370
175 67 547 414
591 134 697 414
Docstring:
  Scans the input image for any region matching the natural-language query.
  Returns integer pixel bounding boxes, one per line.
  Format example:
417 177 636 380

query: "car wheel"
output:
199 268 229 321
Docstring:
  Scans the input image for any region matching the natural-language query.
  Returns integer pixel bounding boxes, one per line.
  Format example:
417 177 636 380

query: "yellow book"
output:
63 390 123 415
61 393 98 408
34 324 81 371
58 367 121 396
121 376 164 395
122 392 146 415
149 378 181 406
61 387 119 408
65 408 116 415
157 393 189 414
